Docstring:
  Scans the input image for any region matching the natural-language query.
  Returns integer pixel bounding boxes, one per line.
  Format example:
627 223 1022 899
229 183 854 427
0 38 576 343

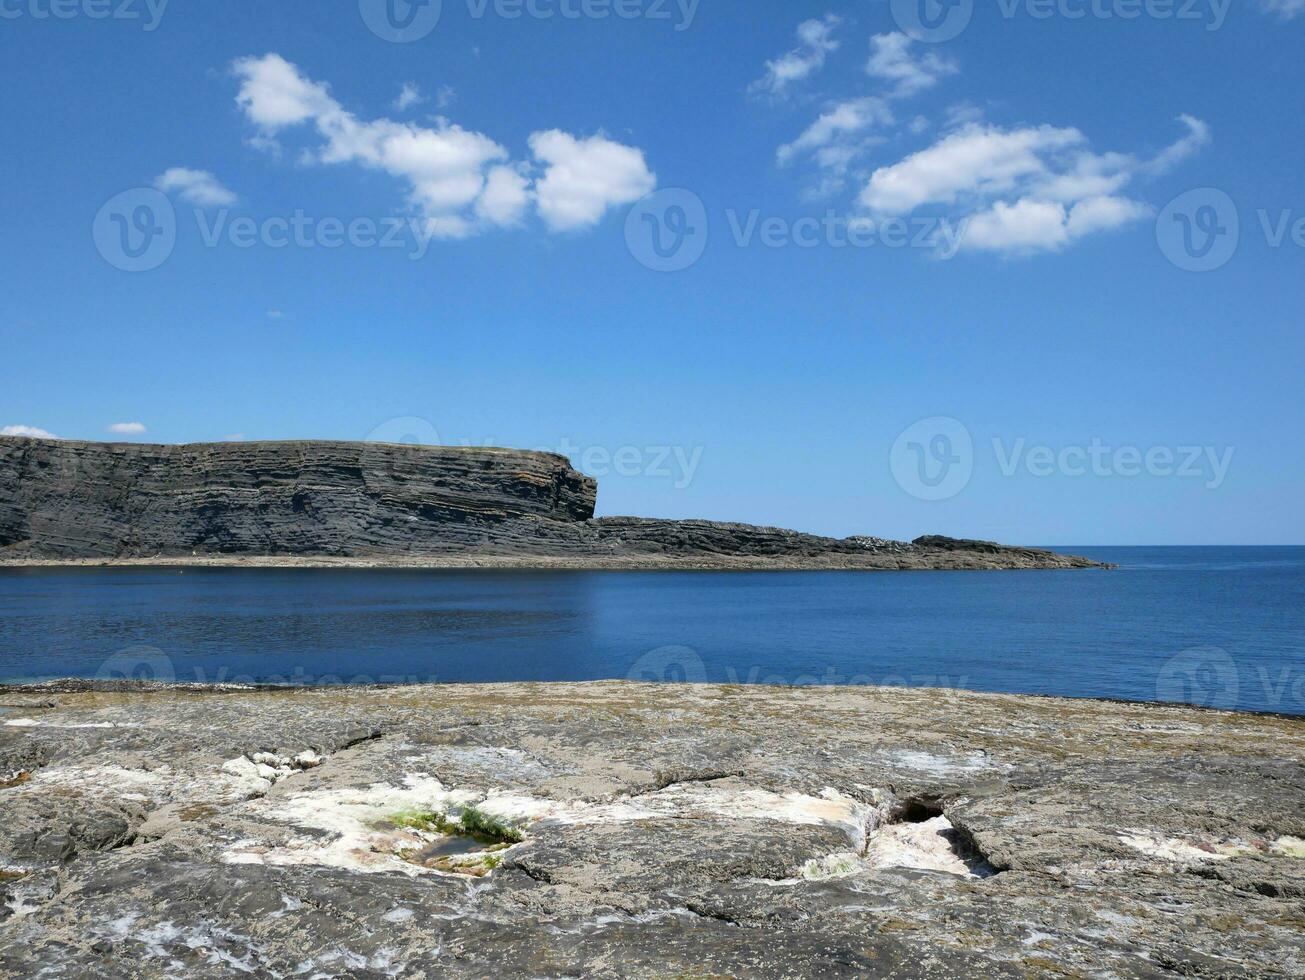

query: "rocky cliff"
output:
0 437 1105 569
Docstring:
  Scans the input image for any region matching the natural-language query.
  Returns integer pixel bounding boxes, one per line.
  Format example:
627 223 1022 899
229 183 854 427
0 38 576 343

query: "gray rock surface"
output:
0 437 1106 569
1 681 1301 977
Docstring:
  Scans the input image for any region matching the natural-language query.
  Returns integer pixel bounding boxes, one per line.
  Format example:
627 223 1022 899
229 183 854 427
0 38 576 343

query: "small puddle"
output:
416 834 499 861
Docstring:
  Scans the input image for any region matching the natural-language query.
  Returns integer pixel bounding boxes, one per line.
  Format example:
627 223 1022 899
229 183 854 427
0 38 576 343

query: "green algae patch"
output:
386 805 523 876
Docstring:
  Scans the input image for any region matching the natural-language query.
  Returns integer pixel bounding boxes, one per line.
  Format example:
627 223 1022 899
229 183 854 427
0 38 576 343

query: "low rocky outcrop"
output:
0 437 1107 569
1 681 1300 977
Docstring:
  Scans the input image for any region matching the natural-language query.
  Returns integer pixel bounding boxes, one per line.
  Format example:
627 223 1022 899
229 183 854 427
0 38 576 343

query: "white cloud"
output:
154 168 237 207
435 85 456 109
394 82 425 112
232 54 652 237
776 30 956 195
530 131 657 231
858 119 1205 254
1262 0 1305 17
233 53 336 128
860 124 1084 215
752 15 841 96
266 309 286 319
777 97 893 168
107 422 147 435
1 425 59 439
475 165 531 227
1144 114 1211 175
960 195 1152 254
866 33 958 98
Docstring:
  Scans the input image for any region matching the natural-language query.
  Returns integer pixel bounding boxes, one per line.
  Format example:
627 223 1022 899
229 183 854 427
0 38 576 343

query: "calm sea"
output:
1 547 1302 715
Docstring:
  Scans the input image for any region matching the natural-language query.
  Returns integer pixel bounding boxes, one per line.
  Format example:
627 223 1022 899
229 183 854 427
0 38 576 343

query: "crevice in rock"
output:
680 900 743 927
892 796 944 825
637 769 747 796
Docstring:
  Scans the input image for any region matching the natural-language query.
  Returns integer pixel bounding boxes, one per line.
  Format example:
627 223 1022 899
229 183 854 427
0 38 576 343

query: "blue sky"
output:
1 0 1302 544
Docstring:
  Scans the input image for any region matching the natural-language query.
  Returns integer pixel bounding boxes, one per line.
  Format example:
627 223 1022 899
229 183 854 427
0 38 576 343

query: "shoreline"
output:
0 676 1296 721
0 552 1114 571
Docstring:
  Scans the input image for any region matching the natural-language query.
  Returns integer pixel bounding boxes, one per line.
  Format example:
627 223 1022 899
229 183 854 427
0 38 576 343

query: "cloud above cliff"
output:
107 422 148 435
2 425 59 439
232 54 655 239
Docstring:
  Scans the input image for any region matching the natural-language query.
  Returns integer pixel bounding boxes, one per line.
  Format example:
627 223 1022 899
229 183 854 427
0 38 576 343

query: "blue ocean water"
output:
0 547 1302 715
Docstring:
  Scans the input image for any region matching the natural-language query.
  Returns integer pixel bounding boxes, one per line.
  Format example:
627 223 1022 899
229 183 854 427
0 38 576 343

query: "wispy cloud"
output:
107 422 148 435
154 168 237 207
776 32 947 194
394 82 425 112
1262 0 1305 18
751 15 841 97
866 33 958 98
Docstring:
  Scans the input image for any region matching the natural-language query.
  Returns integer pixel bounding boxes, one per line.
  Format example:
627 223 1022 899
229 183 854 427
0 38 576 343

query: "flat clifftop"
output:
0 681 1300 976
0 436 1108 569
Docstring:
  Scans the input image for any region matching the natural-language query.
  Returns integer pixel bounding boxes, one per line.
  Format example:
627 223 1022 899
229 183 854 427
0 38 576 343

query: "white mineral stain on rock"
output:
220 773 879 873
801 815 991 880
884 749 1002 775
3 718 137 729
222 775 482 876
1119 831 1305 862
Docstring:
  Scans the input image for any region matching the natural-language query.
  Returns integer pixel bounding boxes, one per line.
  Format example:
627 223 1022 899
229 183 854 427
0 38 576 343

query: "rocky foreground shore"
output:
0 437 1107 570
1 682 1300 977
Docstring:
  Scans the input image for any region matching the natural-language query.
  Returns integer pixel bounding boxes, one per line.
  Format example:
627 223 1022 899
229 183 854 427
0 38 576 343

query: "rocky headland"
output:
1 681 1301 977
0 437 1107 570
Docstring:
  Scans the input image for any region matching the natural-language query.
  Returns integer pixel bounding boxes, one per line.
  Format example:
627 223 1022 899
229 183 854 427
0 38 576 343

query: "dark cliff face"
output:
0 436 1105 568
0 438 596 559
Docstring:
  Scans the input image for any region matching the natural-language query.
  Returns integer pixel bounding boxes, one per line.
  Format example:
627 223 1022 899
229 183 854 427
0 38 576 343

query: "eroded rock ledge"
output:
0 682 1301 977
0 437 1107 569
